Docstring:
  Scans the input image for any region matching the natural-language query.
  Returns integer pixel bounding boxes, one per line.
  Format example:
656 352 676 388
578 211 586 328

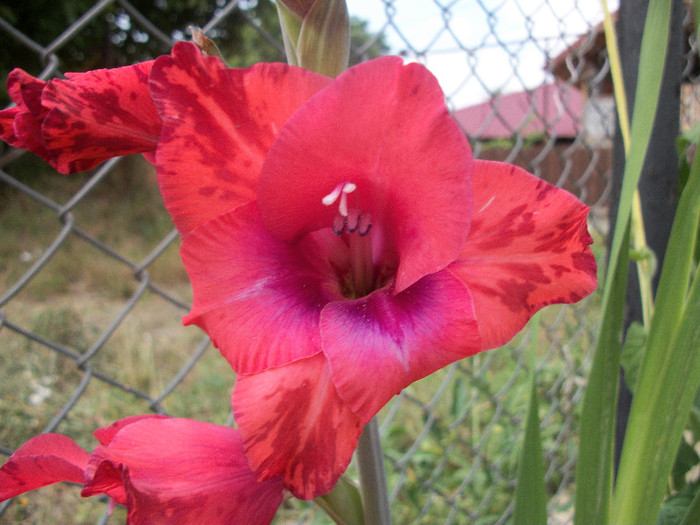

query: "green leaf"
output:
611 73 700 524
679 486 700 525
671 439 700 491
676 122 700 201
656 492 697 525
450 376 468 419
574 223 629 525
514 315 547 525
675 123 700 264
604 0 670 297
619 321 647 393
576 0 671 522
513 376 547 525
687 389 700 440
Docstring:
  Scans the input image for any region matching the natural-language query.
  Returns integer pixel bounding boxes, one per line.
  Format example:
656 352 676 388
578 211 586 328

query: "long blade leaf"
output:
611 97 700 524
575 1 671 521
514 317 547 525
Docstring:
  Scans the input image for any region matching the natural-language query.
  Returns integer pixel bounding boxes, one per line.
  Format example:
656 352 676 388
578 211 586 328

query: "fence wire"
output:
0 1 695 524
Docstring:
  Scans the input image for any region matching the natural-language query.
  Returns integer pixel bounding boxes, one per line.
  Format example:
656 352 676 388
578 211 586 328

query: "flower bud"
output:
277 0 350 77
277 0 314 18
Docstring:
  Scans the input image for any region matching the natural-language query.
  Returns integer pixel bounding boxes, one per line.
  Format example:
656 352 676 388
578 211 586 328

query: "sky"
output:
347 0 619 108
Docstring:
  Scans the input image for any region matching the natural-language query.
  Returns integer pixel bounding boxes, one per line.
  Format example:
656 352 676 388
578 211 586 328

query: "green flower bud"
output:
277 0 350 77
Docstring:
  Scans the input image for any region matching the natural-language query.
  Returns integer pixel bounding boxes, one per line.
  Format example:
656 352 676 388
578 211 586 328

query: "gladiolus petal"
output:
257 56 473 293
84 418 284 525
1 61 159 174
41 61 160 173
321 271 481 422
0 434 90 500
233 354 363 500
449 160 598 349
181 202 338 373
150 41 331 236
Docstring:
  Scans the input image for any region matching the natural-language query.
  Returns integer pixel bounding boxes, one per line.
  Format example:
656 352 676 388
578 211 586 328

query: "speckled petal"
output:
150 41 331 236
449 160 598 349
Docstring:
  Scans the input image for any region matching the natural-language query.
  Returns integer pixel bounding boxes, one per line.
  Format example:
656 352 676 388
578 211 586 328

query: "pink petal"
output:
82 416 171 505
93 414 169 446
149 41 332 236
0 106 22 144
82 454 128 505
40 60 159 174
84 418 283 524
257 56 473 293
0 434 90 500
321 271 481 422
181 202 340 374
449 160 598 349
83 415 170 505
233 354 363 500
7 69 47 116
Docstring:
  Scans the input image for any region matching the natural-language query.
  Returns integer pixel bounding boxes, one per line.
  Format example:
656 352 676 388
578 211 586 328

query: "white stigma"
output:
322 181 356 217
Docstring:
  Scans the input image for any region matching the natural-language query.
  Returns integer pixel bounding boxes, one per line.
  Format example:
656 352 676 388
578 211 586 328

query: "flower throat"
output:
322 181 375 298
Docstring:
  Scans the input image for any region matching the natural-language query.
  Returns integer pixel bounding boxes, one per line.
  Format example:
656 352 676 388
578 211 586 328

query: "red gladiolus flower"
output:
0 415 285 524
151 45 596 497
0 41 598 501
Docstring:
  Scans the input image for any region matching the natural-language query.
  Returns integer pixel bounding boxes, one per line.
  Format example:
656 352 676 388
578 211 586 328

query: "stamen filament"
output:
339 191 349 217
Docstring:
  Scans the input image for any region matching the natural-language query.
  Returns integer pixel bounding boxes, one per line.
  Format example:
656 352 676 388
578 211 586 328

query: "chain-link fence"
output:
0 1 695 523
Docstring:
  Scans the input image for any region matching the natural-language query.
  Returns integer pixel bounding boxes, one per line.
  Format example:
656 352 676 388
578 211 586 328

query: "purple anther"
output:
358 212 372 236
345 208 361 233
332 213 346 235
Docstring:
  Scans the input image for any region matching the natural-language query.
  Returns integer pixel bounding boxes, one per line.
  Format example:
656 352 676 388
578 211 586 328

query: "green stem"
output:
356 418 392 525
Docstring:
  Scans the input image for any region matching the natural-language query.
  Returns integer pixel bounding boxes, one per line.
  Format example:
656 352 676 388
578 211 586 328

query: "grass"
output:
0 152 604 524
0 154 235 524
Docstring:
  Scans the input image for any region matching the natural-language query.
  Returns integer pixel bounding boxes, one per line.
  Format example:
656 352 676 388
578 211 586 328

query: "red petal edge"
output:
1 70 51 163
41 60 159 174
0 62 159 174
0 434 89 500
449 160 598 349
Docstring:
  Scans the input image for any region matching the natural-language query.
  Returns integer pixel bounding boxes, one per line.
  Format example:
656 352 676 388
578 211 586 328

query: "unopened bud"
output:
276 0 350 77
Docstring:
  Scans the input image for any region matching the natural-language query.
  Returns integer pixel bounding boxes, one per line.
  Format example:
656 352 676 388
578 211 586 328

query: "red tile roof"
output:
453 82 584 140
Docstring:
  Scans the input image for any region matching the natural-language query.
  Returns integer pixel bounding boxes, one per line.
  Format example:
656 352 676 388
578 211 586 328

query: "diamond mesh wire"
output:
0 1 694 523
